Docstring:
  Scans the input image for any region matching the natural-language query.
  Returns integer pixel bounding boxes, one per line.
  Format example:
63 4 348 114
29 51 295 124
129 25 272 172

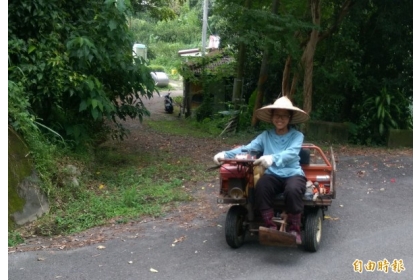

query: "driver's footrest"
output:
259 227 297 247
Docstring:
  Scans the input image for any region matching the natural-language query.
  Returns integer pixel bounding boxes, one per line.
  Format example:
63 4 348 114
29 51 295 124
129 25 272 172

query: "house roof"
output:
181 50 235 75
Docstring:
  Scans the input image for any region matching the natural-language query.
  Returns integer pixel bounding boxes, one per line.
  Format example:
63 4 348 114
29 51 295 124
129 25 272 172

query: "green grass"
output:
8 231 24 247
34 159 196 236
27 127 209 236
145 115 262 144
13 113 261 239
36 173 190 235
146 118 215 138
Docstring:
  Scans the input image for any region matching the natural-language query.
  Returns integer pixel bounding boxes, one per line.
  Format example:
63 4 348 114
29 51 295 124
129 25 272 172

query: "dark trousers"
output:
255 174 306 214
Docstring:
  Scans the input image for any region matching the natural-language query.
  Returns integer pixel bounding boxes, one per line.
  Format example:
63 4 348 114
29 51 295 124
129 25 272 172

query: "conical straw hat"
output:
255 96 309 124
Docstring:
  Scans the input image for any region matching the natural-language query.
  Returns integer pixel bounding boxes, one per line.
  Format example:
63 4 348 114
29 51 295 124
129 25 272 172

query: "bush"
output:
148 64 166 72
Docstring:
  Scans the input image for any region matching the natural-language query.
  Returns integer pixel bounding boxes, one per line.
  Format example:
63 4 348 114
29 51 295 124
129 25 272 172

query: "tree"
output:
282 0 355 115
129 0 185 21
8 0 155 145
310 0 412 144
230 0 252 110
251 0 281 126
192 0 412 144
213 0 308 124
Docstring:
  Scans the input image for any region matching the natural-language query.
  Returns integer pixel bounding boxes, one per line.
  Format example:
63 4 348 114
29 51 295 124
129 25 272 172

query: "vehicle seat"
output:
299 148 310 165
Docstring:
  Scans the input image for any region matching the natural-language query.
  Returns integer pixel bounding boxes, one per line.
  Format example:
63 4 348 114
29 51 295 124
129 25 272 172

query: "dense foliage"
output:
312 0 413 144
210 0 412 145
8 0 413 147
8 0 156 146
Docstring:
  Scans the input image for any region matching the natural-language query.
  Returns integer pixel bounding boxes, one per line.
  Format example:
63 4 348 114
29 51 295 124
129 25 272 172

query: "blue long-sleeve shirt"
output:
224 128 305 178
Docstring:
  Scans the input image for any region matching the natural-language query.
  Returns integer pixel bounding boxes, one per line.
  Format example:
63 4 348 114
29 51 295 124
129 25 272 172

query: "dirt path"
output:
141 80 184 120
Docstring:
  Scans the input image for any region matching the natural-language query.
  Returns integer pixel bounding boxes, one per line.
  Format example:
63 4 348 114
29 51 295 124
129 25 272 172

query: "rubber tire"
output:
225 205 247 248
303 209 322 252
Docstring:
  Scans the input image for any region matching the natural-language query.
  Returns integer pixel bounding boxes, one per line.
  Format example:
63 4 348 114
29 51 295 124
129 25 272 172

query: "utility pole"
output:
201 0 208 56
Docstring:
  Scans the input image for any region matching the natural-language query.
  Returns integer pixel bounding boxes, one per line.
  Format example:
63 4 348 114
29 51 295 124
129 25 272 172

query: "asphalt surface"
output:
8 150 413 280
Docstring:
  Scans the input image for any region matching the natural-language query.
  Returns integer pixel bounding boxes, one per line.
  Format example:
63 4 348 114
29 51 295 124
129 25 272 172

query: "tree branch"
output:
318 0 356 41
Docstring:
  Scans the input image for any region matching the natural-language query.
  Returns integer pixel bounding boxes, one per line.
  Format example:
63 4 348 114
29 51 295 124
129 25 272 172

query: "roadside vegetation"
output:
8 0 412 246
8 115 260 247
31 146 194 236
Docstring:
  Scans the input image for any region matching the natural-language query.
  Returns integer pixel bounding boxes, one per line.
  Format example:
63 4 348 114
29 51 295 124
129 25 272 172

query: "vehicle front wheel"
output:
225 205 247 248
303 209 322 252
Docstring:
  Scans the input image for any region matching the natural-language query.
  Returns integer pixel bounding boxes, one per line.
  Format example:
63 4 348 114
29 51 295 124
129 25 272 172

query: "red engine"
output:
219 154 256 199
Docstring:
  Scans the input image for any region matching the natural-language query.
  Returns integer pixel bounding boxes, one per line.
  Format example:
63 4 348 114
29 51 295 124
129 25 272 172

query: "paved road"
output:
8 151 413 280
141 81 184 121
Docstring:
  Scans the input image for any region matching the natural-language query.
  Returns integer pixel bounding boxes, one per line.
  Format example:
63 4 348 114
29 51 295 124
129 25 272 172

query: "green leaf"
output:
116 0 126 12
108 20 117 31
91 99 98 109
94 78 101 88
79 100 87 112
390 119 398 128
86 80 94 90
28 45 36 54
91 108 99 120
377 106 382 119
97 101 104 112
104 0 115 6
379 123 384 135
386 94 391 105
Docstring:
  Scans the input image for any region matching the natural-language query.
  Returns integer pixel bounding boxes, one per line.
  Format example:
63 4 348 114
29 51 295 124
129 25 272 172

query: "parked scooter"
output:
164 92 174 114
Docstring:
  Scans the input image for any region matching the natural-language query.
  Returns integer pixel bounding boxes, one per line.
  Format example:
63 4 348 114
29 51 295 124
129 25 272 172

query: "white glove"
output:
213 152 226 165
254 155 273 168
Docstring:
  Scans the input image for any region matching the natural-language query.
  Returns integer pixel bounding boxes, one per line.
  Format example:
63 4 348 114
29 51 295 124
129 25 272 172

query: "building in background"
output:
132 43 147 60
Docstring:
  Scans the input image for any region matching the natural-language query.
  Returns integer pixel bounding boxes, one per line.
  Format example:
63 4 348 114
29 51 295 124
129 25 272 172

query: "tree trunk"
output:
232 0 252 110
281 55 300 99
281 55 292 97
251 49 270 126
281 0 354 114
251 0 280 127
301 0 321 115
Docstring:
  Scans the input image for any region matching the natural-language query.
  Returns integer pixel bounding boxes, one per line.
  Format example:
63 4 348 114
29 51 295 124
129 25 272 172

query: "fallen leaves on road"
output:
172 235 186 246
324 215 339 221
357 170 366 177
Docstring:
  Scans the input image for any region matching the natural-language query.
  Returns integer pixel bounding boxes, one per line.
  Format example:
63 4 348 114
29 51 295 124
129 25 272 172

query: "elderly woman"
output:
213 96 309 244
